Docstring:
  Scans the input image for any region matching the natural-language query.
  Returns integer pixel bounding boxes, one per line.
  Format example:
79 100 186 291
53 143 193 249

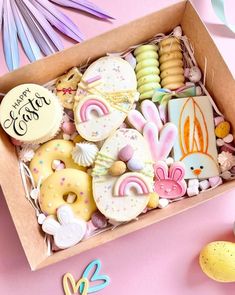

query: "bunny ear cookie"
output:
74 57 138 142
168 96 219 179
92 128 154 222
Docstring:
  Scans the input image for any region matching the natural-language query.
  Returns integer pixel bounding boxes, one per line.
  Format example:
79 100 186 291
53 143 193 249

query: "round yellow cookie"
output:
159 37 180 47
159 44 182 55
160 67 184 79
160 59 183 71
159 51 183 64
40 168 96 221
161 74 185 88
30 139 85 184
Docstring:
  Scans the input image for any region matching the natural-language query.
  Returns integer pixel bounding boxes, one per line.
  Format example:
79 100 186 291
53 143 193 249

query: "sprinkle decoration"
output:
63 259 110 295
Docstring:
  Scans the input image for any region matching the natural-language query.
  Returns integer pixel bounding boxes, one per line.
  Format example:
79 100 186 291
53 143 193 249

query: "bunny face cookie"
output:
92 128 154 222
154 161 186 199
74 57 138 142
168 96 219 179
42 205 87 249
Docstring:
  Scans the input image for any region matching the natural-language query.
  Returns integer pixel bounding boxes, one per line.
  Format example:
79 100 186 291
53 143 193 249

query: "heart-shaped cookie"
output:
63 273 89 295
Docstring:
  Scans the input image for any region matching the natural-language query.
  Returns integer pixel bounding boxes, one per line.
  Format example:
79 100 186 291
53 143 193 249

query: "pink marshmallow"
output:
209 176 223 187
214 116 224 126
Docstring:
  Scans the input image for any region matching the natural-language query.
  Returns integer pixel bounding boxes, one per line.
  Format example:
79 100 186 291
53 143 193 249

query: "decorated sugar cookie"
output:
0 84 63 144
74 56 138 142
40 168 96 221
56 67 82 109
159 37 185 90
92 128 154 222
30 139 85 185
168 96 219 179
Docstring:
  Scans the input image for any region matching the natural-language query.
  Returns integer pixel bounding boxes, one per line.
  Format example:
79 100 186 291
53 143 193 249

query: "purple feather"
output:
50 0 114 20
32 0 83 42
16 0 62 55
11 0 42 62
3 0 19 70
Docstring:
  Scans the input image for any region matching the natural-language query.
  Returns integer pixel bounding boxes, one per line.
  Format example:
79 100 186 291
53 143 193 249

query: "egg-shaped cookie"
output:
92 128 154 222
159 37 185 90
134 44 161 100
74 56 137 142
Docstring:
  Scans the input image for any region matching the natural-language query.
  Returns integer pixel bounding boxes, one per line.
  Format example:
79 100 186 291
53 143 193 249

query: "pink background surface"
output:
0 0 235 294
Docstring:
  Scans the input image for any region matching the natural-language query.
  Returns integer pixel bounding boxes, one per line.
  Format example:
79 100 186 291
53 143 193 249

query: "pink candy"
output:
209 176 222 188
91 211 107 229
214 116 224 126
118 144 134 162
62 121 76 135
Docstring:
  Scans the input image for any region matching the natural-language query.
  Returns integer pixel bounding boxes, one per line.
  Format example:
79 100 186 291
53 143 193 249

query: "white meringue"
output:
72 142 98 167
18 146 35 162
218 151 235 172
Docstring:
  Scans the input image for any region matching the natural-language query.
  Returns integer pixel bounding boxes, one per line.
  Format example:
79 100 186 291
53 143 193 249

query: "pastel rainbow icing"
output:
80 98 110 122
114 172 152 197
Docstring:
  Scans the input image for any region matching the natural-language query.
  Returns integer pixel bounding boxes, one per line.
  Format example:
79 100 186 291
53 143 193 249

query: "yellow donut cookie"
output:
159 44 182 55
161 74 185 87
159 51 183 64
160 59 183 71
161 82 185 90
40 168 96 221
30 139 85 184
159 37 180 47
160 67 184 79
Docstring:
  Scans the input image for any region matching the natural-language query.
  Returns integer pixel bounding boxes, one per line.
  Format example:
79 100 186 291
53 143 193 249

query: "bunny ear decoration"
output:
128 109 147 133
143 122 177 162
169 162 185 181
141 100 163 131
57 205 74 225
154 161 168 180
42 217 60 235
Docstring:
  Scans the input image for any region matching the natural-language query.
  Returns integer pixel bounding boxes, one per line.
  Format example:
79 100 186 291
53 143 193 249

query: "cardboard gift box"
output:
0 0 234 270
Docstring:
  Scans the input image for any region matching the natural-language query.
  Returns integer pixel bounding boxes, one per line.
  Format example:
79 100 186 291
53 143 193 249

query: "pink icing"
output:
80 99 109 122
118 176 149 196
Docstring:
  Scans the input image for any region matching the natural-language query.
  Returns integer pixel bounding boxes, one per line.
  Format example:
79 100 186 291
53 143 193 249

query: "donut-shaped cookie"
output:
134 44 161 100
159 37 185 90
92 128 154 222
30 139 85 184
40 168 96 221
74 56 137 142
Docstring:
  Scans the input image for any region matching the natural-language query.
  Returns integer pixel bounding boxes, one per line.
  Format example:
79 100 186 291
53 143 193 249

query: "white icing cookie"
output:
92 128 154 222
74 57 137 142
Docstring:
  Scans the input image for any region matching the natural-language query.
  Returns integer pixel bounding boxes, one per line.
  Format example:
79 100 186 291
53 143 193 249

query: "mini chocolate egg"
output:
109 161 126 176
187 66 202 83
62 121 76 135
118 144 134 162
215 121 230 138
91 211 107 228
127 156 144 171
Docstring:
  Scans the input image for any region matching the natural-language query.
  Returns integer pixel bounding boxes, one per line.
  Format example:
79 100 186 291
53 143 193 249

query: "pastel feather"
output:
11 0 42 62
32 0 83 42
50 0 114 20
3 0 19 70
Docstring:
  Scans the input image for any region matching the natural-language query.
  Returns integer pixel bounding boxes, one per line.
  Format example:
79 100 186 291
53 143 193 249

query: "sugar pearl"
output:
187 186 199 197
158 198 169 209
118 144 134 162
199 180 210 190
62 121 76 135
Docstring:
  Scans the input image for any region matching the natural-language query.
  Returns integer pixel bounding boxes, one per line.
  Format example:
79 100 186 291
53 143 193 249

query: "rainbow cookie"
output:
0 84 63 144
56 67 82 109
92 128 154 222
40 168 96 221
74 56 138 142
30 139 85 185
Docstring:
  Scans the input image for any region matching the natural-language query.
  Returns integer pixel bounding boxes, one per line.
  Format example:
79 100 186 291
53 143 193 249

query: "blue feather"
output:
3 0 19 71
11 0 42 62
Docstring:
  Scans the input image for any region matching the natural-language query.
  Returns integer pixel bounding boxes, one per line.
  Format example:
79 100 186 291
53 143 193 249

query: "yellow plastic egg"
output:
147 192 159 208
199 241 235 282
215 121 230 138
109 161 126 176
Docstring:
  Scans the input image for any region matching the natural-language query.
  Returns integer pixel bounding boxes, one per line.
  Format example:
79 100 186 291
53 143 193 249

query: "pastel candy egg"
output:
147 192 159 208
158 198 169 209
118 144 134 162
223 133 233 143
91 211 107 229
215 121 230 138
127 156 144 171
62 121 76 135
109 161 126 176
199 241 235 282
